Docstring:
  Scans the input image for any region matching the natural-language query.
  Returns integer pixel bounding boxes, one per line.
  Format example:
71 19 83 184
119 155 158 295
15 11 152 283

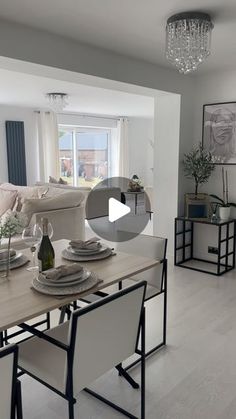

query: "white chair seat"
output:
19 321 69 393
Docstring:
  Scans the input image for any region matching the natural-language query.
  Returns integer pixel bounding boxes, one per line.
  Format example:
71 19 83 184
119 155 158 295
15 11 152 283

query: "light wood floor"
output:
19 262 236 419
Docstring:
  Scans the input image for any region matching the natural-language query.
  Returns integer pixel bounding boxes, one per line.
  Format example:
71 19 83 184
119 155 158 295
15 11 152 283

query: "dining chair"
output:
79 234 167 369
115 234 167 369
0 344 23 419
17 281 147 419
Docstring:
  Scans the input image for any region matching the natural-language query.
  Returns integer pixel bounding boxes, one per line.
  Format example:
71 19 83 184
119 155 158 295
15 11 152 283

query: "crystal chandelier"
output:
46 93 69 112
166 12 214 74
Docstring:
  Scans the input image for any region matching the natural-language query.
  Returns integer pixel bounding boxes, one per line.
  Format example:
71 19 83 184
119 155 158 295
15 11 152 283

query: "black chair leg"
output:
163 262 167 345
141 308 146 419
46 312 50 330
0 331 3 348
68 399 74 419
16 380 23 419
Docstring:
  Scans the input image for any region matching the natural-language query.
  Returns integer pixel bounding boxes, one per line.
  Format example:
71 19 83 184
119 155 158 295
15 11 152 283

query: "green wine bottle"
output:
38 218 55 272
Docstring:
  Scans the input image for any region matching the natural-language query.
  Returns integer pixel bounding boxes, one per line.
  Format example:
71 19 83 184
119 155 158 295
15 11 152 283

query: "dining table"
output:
0 239 159 334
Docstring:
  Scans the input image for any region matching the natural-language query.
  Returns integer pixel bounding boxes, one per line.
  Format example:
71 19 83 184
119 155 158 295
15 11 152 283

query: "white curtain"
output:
36 111 59 182
117 117 129 178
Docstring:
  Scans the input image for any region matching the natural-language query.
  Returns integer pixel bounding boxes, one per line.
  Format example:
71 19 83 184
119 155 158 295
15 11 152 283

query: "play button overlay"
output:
85 177 151 242
109 198 130 222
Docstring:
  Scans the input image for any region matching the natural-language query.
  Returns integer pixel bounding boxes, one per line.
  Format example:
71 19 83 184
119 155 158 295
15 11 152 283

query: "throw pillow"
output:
0 188 17 216
59 177 68 185
49 176 58 184
21 191 84 223
0 183 42 211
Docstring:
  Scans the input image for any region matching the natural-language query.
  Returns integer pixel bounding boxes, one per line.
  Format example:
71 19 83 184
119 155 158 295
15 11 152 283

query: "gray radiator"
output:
5 121 27 186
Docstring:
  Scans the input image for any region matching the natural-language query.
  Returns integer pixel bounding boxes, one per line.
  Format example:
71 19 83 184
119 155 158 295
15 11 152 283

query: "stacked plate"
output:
62 243 113 262
0 251 29 272
32 268 99 296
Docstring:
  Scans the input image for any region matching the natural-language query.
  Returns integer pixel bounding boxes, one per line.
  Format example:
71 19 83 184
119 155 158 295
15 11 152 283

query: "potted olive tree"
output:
183 143 215 197
183 143 215 218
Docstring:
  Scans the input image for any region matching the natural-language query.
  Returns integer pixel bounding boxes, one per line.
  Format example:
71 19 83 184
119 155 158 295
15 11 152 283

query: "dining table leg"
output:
59 305 73 324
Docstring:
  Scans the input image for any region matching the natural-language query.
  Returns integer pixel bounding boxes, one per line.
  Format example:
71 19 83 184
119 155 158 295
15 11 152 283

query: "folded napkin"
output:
69 237 101 251
0 249 16 260
43 263 83 281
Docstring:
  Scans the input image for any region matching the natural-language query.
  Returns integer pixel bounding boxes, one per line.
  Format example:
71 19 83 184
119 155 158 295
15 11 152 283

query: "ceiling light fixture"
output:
165 12 214 74
46 92 69 112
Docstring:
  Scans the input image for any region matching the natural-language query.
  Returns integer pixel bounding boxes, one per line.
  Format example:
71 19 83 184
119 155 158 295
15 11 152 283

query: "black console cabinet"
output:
174 217 236 276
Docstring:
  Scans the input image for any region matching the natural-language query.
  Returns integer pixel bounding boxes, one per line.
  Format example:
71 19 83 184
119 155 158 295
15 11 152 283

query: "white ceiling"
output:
0 0 236 73
0 68 154 117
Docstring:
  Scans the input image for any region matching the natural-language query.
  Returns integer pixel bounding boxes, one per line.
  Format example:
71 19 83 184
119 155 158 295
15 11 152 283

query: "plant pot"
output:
219 206 231 220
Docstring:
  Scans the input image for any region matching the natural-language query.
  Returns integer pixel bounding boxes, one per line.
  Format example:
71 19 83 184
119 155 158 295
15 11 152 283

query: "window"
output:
58 126 111 187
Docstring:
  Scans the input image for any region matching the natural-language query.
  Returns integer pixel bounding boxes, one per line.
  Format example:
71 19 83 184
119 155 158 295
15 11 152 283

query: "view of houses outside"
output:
59 128 109 188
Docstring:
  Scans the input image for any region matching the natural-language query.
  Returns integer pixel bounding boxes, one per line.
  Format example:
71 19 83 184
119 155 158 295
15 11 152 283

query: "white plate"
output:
62 247 113 262
37 270 91 287
0 255 29 272
32 272 99 296
68 245 106 255
0 252 22 265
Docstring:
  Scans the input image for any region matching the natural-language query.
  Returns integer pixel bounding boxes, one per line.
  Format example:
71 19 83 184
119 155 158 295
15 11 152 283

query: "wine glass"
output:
38 220 53 240
47 222 54 240
22 224 43 272
210 202 219 223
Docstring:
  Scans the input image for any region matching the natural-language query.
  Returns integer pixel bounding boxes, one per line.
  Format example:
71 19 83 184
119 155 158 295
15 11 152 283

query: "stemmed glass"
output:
22 224 43 272
38 220 53 240
210 202 219 223
47 222 54 240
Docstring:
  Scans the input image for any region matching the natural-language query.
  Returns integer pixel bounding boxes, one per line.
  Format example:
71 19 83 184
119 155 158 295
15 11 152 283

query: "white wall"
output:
0 19 197 257
0 20 195 208
154 94 181 254
128 117 154 187
0 105 38 184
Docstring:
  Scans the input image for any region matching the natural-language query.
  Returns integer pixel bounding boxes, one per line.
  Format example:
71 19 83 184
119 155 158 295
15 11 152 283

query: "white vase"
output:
219 206 231 220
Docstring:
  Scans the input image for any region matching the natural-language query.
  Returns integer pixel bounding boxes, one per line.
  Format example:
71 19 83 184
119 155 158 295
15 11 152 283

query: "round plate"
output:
0 255 29 272
0 252 22 265
62 247 113 262
31 271 99 296
36 270 91 287
68 245 107 255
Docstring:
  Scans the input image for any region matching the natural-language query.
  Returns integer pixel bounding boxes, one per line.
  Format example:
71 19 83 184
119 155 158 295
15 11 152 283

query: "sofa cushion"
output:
49 176 68 185
0 188 17 216
21 191 84 223
49 176 58 184
36 182 91 193
0 183 45 210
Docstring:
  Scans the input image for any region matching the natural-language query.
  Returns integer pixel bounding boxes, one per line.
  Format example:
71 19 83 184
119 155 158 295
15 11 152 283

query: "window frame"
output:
58 124 112 187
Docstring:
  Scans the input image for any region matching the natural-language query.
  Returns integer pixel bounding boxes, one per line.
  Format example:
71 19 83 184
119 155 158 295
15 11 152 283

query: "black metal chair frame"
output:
0 312 50 347
0 344 23 419
124 256 167 371
77 241 168 371
17 282 147 419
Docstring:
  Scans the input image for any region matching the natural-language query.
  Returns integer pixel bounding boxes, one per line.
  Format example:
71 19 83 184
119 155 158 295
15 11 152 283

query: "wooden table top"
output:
0 239 159 332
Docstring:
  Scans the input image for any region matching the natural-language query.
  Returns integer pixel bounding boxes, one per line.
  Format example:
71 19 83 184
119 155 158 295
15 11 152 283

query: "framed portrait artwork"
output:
202 102 236 164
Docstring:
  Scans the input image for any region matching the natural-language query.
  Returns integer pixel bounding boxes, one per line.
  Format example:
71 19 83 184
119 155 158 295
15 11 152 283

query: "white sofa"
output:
0 183 85 249
36 182 121 219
